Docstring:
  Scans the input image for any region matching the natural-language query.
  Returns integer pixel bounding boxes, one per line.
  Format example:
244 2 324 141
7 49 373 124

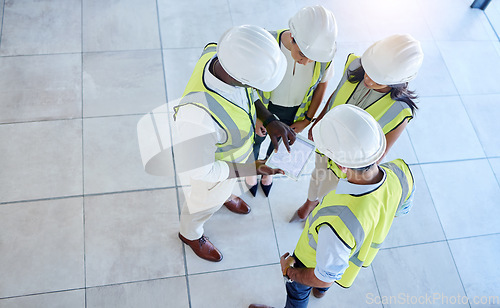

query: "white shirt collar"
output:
335 167 386 196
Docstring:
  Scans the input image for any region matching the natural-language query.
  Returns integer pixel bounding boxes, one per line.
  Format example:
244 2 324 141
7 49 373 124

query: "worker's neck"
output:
210 57 244 87
346 165 383 185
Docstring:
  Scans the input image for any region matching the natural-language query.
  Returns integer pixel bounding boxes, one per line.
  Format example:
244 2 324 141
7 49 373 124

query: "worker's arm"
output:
377 118 409 163
280 252 332 288
226 160 284 179
281 226 350 288
308 90 335 141
291 81 328 133
287 267 333 288
255 99 296 152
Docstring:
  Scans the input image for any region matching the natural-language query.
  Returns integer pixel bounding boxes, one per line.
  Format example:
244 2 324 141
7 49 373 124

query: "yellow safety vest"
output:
173 43 257 163
323 54 414 178
294 159 414 288
257 29 331 122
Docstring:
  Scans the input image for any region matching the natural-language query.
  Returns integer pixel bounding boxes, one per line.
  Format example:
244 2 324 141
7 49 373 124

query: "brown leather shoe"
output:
312 287 326 298
289 199 319 223
248 305 274 308
224 196 251 214
178 233 222 262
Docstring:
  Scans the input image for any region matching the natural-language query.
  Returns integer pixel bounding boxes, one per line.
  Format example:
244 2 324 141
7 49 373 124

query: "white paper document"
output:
266 135 315 180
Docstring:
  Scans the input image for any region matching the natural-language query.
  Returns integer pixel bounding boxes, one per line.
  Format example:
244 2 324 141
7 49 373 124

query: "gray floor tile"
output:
438 41 500 96
0 0 81 56
0 120 83 203
344 0 433 42
421 160 500 239
0 290 85 308
0 54 81 124
228 0 296 30
0 198 84 298
269 176 313 255
407 96 485 163
383 165 445 248
310 268 382 308
83 115 175 195
372 242 467 307
189 264 285 308
83 50 166 117
461 94 500 157
420 0 497 41
0 0 4 34
163 48 202 101
489 158 500 183
486 0 500 37
86 277 189 308
83 0 160 52
381 130 418 165
182 190 279 275
85 189 183 287
158 0 232 49
307 0 432 44
411 41 458 98
449 234 500 308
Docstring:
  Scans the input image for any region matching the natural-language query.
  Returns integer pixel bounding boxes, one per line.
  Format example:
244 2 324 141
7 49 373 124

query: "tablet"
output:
265 134 316 181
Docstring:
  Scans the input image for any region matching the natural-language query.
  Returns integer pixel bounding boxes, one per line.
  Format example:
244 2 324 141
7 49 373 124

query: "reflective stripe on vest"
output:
381 160 414 214
293 159 414 288
173 43 256 163
257 29 331 122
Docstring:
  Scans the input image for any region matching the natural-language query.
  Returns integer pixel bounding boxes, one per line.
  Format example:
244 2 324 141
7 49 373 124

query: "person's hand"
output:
266 120 296 152
255 160 284 176
280 252 296 276
255 118 267 137
308 121 318 141
290 119 310 134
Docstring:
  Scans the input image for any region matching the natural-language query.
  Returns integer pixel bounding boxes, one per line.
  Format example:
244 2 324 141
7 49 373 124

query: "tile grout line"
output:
444 239 472 308
0 186 179 206
481 7 500 41
369 266 385 308
0 287 87 301
457 95 488 160
80 0 87 306
0 0 5 51
410 156 499 166
153 1 192 307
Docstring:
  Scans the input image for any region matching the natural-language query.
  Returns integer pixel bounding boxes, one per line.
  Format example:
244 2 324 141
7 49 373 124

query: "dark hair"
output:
347 65 418 115
351 163 376 173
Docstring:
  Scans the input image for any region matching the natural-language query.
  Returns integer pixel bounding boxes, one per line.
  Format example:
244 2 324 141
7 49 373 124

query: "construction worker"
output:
290 34 424 222
173 25 295 262
245 5 337 197
249 104 415 308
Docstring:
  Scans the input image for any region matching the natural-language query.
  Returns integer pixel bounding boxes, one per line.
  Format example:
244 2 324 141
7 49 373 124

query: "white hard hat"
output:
217 25 287 92
361 34 424 85
312 104 386 168
289 5 338 62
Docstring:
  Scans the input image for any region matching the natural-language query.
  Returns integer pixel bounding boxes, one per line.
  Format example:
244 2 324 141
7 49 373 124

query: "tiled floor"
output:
1 0 499 307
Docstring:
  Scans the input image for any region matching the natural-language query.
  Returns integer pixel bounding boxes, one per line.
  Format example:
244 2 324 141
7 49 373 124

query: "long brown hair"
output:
347 65 418 115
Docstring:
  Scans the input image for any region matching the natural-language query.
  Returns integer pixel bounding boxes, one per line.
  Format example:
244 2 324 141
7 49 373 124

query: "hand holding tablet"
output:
265 135 315 180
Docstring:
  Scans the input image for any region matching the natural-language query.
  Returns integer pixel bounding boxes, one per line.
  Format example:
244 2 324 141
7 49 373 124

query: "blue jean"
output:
285 256 330 308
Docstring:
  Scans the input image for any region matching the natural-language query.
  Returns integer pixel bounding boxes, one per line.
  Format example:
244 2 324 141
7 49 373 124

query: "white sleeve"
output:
174 105 229 183
314 224 351 283
320 62 334 83
251 88 260 103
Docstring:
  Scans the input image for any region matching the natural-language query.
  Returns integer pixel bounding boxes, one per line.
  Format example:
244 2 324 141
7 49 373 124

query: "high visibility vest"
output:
294 159 414 288
323 54 414 178
257 29 331 122
173 43 257 163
